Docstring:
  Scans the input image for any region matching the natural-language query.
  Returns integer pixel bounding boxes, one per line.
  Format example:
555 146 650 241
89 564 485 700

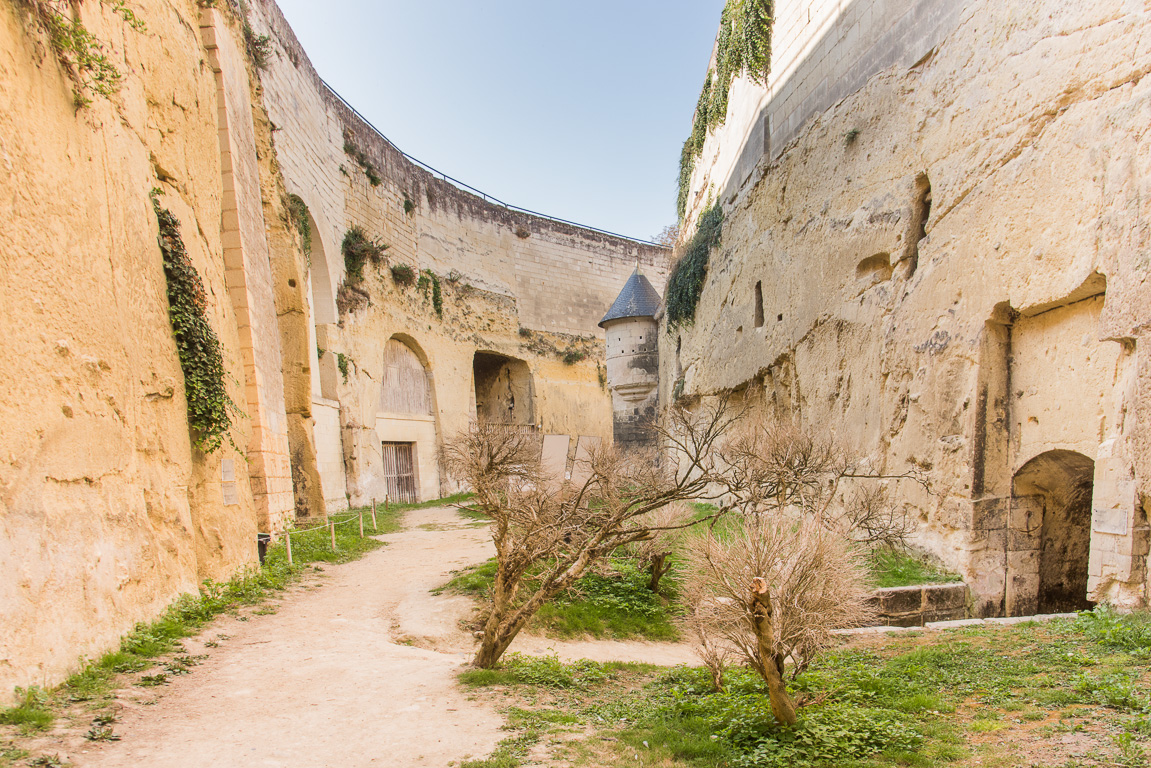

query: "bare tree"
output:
443 400 739 669
716 409 924 546
682 514 875 725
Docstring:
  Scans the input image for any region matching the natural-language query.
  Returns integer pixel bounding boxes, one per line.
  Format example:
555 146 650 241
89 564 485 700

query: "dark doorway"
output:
1012 450 1095 614
473 352 534 426
382 441 418 503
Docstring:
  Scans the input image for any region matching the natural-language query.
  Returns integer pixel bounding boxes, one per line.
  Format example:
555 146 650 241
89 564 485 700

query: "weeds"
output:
0 688 53 732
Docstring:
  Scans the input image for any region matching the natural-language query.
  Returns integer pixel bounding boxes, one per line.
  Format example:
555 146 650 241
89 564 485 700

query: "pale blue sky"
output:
276 0 725 241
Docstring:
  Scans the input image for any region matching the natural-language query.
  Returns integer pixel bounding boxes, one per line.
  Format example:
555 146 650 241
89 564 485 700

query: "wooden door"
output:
382 442 418 504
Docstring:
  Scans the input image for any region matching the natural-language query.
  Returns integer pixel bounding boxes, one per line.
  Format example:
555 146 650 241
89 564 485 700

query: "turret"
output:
599 267 662 450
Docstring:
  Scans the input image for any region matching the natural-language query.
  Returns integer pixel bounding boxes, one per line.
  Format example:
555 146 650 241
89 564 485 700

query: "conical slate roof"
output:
599 268 662 327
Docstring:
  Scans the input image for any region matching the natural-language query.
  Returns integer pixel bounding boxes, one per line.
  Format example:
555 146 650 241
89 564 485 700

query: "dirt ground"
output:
31 505 697 768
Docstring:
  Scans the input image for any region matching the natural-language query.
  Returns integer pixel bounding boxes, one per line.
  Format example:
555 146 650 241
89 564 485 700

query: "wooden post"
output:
370 498 378 531
358 507 364 538
330 518 336 550
285 531 293 566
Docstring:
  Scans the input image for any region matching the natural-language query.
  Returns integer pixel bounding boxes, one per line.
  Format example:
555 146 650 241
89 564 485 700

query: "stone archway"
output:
1009 450 1095 615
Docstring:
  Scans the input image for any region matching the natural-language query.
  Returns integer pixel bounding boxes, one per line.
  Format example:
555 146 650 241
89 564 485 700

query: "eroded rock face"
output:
667 0 1151 613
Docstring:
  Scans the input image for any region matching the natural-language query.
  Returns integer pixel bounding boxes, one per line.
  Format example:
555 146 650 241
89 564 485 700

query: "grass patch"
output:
867 548 961 588
0 689 53 732
461 607 1151 768
441 557 679 641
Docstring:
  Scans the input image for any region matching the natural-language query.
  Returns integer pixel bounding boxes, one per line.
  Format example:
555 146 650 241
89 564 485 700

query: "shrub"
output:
341 226 388 284
390 263 415 286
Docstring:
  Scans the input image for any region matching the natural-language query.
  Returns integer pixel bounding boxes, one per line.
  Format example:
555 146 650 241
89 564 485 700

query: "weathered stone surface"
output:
668 0 1151 615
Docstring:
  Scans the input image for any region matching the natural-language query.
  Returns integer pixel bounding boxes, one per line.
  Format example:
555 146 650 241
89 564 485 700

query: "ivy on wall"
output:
17 0 145 108
286 194 311 260
154 199 241 453
677 0 774 220
665 202 723 334
417 269 443 318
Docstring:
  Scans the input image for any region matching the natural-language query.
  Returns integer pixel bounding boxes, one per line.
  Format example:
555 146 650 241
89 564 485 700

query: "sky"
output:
275 0 726 242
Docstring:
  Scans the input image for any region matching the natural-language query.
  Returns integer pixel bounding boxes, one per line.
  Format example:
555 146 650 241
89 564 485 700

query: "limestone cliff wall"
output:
668 0 1151 613
0 1 266 701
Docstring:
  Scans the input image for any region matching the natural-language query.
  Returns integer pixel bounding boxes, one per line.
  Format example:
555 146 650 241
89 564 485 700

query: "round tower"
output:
599 267 662 450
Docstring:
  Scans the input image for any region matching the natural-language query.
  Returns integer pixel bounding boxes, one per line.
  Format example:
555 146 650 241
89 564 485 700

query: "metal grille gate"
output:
381 442 418 503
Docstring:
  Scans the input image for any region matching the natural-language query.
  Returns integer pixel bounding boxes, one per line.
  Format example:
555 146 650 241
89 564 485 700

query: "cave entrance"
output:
473 352 535 427
1009 450 1095 615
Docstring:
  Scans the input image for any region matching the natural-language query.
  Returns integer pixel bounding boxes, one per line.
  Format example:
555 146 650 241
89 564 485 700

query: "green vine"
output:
18 0 146 108
336 352 351 383
665 202 723 333
341 226 388 284
286 194 311 259
677 0 773 220
153 198 241 453
417 269 443 318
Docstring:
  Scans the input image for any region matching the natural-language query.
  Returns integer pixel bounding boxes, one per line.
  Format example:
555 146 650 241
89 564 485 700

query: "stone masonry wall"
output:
668 0 1151 613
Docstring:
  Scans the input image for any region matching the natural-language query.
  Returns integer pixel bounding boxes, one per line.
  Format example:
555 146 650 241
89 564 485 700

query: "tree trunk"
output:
750 577 798 726
647 553 669 592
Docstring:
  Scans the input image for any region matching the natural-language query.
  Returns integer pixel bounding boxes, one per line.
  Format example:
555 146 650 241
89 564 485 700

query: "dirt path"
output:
62 505 696 768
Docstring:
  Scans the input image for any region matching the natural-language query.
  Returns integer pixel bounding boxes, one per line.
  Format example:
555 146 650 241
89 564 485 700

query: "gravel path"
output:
65 505 697 767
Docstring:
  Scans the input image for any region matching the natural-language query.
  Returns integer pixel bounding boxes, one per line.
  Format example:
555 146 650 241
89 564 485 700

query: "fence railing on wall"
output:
319 80 666 249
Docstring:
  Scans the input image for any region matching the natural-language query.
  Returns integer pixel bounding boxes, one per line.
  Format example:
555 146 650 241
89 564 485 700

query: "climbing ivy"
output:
677 0 774 220
286 194 311 259
665 202 723 334
154 199 240 453
18 0 146 108
417 269 443 318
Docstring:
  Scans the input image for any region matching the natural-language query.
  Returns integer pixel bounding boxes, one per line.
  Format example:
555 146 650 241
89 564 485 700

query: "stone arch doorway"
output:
1009 450 1095 615
376 335 439 503
472 352 534 427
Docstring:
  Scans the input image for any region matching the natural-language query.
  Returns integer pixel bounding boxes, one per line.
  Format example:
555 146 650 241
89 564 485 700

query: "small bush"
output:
343 139 382 186
390 263 415 286
286 194 311 258
561 348 586 365
341 226 388 284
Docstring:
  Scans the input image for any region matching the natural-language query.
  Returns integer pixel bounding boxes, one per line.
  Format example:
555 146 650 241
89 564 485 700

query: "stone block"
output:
923 607 967 623
875 585 924 615
925 618 985 630
971 497 1007 530
923 583 968 611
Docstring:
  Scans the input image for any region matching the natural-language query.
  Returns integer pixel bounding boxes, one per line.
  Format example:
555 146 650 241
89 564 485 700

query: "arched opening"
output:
473 351 534 427
376 336 439 504
753 281 764 328
1011 450 1095 615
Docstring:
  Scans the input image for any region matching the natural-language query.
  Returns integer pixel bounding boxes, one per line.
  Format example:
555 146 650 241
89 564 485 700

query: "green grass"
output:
460 608 1151 768
0 689 53 732
866 548 961 588
441 557 679 641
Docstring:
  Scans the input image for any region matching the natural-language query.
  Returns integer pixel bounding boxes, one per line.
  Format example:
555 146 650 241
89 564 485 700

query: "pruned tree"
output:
620 501 693 593
682 514 875 725
443 400 740 669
